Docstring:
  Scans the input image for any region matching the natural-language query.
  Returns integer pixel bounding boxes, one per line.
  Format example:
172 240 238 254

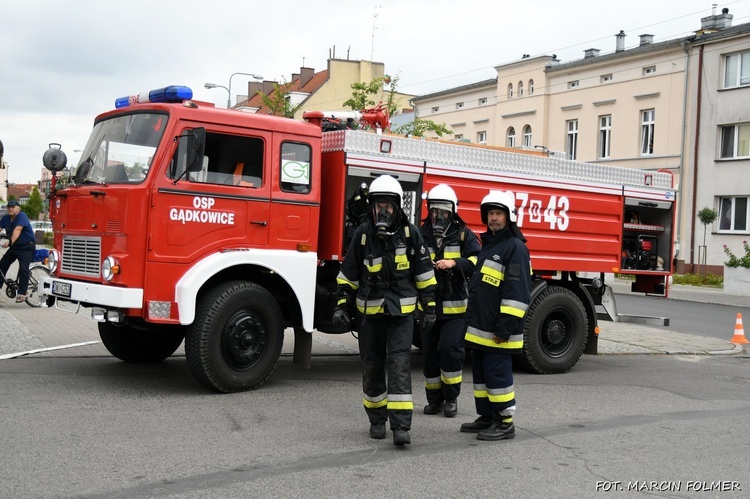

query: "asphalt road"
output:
615 293 750 340
2 347 749 498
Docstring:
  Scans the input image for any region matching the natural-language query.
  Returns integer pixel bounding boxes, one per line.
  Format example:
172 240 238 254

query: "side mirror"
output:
185 127 206 173
172 127 206 184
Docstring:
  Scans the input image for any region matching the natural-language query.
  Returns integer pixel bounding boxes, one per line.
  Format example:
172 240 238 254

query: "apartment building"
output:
413 8 749 274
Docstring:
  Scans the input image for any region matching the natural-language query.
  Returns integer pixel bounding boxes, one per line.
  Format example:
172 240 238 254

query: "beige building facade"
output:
413 9 749 274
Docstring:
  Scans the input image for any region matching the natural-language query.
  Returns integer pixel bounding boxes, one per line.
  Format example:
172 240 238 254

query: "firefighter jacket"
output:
419 218 480 319
465 227 531 354
337 218 437 317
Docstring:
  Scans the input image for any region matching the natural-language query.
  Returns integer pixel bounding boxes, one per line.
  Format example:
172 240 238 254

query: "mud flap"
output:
293 327 312 369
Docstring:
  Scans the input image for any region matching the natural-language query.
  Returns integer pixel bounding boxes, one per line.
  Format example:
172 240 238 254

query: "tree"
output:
22 187 43 220
344 75 452 137
697 206 718 273
393 119 453 138
257 81 303 118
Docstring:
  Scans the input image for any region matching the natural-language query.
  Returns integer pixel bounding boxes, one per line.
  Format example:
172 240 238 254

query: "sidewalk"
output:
0 277 746 359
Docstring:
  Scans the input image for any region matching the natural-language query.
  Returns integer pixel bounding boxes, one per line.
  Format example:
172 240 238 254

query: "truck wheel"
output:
98 322 185 364
185 281 284 393
517 286 588 374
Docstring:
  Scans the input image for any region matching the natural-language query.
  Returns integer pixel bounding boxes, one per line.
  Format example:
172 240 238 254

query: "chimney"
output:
291 73 300 83
639 34 654 46
299 67 315 88
584 48 600 58
262 81 275 95
701 7 733 30
247 81 263 98
615 30 626 52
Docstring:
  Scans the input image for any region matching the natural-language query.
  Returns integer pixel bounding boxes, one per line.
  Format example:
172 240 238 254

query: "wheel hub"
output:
544 319 567 345
224 313 266 369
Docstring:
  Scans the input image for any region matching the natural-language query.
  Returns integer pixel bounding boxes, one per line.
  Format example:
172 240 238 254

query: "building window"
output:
601 74 613 83
507 127 516 147
507 83 514 98
432 106 439 113
518 81 524 96
456 102 464 109
718 196 749 232
599 115 612 159
477 131 487 145
523 125 532 147
643 66 656 75
454 134 463 141
478 97 488 105
724 51 750 88
640 109 655 155
528 79 534 94
568 80 579 89
566 120 578 160
720 124 750 158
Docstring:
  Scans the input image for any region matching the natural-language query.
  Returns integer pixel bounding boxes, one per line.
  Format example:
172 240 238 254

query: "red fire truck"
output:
41 85 676 393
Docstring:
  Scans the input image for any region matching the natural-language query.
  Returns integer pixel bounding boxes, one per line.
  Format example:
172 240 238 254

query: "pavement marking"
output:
0 340 102 360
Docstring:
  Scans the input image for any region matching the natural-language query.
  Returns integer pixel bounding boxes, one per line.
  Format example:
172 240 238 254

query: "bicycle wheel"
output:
25 265 51 308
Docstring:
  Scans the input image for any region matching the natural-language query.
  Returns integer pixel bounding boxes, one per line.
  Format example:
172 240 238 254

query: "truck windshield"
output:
74 112 167 184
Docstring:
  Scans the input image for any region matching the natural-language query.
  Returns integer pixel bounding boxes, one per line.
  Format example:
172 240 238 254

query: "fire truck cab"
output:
42 86 677 393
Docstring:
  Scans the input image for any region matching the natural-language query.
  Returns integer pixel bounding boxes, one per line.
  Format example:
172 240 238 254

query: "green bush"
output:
672 272 723 287
43 231 54 247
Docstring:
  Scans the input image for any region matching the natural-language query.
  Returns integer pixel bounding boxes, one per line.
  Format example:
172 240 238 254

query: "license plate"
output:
52 280 72 298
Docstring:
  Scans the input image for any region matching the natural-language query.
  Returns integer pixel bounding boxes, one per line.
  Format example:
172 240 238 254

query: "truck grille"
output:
62 236 102 277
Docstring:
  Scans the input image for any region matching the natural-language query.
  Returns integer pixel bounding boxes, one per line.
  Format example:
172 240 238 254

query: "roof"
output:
411 78 497 103
240 70 329 115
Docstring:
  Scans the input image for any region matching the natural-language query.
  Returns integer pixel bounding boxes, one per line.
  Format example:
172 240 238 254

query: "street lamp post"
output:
204 72 263 109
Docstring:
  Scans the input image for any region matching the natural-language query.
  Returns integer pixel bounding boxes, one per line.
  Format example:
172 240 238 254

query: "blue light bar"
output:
115 86 193 109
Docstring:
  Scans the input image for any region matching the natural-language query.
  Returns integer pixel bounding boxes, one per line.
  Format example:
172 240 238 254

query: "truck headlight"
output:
102 256 120 281
48 249 60 273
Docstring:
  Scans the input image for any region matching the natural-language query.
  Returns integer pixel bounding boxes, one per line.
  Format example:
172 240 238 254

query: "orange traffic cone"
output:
730 313 749 345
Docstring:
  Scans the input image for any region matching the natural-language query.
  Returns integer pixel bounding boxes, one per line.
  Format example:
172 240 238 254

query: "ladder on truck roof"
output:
321 130 675 192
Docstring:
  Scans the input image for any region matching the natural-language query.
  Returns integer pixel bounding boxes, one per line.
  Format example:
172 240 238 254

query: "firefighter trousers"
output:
470 348 516 417
358 314 413 430
421 316 465 404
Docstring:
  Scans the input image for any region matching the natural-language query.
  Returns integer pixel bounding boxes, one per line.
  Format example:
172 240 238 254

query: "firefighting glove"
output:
333 306 351 326
420 304 437 333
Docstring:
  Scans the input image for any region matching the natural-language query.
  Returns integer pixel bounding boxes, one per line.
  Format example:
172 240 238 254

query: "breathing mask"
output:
372 199 398 237
429 202 453 236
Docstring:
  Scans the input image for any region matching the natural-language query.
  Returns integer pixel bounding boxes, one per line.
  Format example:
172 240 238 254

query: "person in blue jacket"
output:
1 200 37 302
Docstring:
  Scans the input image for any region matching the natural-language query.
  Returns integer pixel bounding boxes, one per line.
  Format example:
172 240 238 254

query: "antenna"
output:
371 5 381 61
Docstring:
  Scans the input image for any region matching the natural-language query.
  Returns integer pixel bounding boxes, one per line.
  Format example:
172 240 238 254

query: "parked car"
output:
31 221 54 232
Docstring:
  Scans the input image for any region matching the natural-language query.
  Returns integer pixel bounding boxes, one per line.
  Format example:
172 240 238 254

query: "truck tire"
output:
98 322 185 364
517 286 588 374
185 281 284 393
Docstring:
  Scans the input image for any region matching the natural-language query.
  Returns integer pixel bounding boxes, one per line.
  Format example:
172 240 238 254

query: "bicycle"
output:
0 237 51 308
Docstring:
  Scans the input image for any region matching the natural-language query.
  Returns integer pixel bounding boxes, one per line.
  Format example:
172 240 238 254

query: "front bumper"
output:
42 276 144 309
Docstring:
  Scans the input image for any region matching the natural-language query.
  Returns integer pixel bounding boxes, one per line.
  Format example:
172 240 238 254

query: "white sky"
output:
1 0 747 183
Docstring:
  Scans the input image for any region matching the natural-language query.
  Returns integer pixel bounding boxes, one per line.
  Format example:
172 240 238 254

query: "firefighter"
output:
333 174 437 446
461 191 531 441
419 184 480 418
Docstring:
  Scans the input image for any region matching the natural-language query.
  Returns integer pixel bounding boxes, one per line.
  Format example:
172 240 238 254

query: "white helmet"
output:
427 184 458 214
481 190 517 224
368 174 403 207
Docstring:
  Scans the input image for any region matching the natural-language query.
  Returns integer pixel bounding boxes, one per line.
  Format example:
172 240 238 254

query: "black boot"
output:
424 401 445 415
370 422 386 440
392 427 411 446
443 400 458 418
477 414 515 441
460 415 492 433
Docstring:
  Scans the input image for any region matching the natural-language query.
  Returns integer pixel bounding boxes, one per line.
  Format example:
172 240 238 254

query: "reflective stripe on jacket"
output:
465 228 531 353
420 220 480 318
337 220 437 316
